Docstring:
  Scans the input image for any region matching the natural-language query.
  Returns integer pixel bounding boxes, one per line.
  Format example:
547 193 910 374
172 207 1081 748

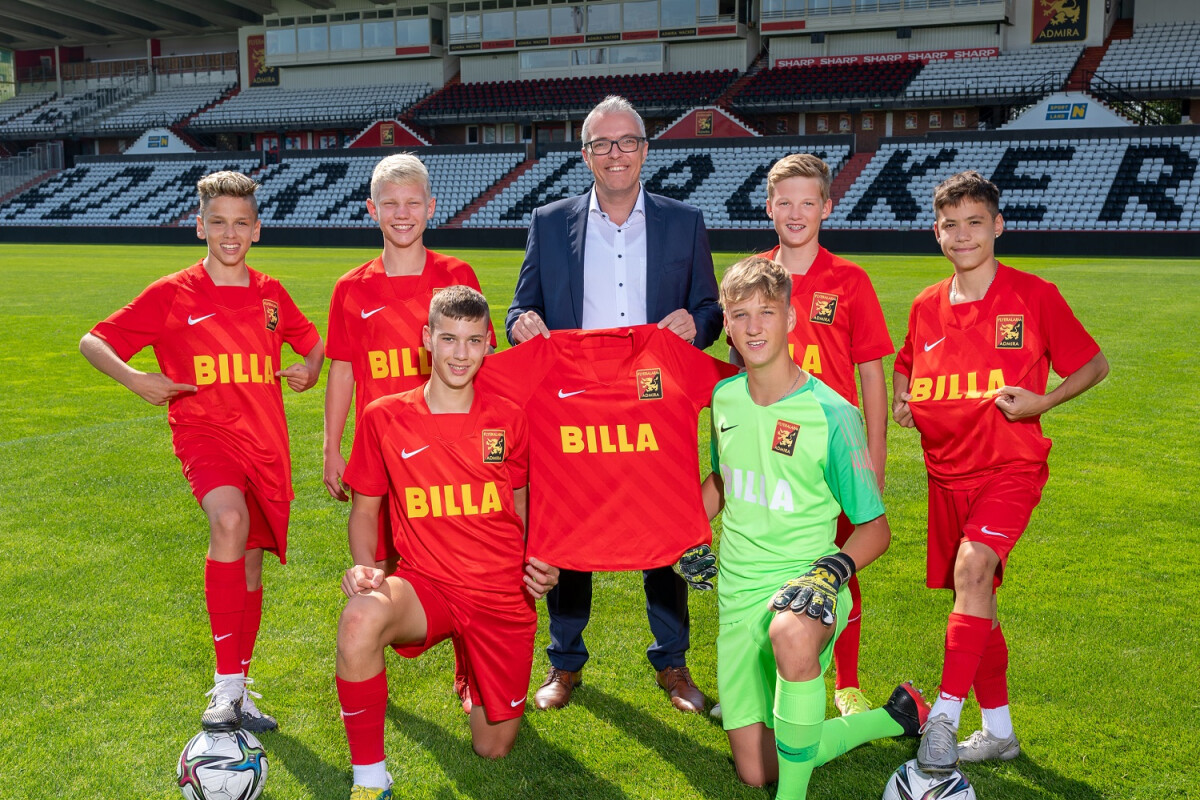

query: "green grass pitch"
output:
0 243 1196 799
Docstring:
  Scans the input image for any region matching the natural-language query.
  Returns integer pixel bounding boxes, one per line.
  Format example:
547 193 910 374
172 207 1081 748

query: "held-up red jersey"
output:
755 245 893 407
475 325 739 571
90 262 319 502
342 386 532 608
325 251 495 421
894 264 1100 486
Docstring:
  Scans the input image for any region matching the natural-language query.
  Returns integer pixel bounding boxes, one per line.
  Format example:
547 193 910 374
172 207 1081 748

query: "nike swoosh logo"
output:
401 445 429 459
509 697 526 708
923 337 946 352
361 307 386 319
340 709 365 717
980 526 1009 538
558 389 586 398
241 659 252 666
720 424 738 432
188 313 216 326
213 633 234 642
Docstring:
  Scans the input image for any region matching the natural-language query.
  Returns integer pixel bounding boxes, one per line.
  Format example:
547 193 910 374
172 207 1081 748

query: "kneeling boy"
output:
334 286 559 799
703 257 928 799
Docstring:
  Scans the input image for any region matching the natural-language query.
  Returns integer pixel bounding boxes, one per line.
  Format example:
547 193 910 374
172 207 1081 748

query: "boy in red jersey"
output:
323 153 494 712
80 171 324 733
335 286 558 800
893 171 1108 771
745 153 893 717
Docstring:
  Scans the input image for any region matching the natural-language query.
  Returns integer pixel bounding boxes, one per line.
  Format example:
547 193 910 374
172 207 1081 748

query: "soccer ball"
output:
177 729 268 800
882 759 976 800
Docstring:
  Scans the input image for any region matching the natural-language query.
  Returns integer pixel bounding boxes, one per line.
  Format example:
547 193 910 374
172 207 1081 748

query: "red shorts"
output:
392 567 535 723
182 448 290 563
926 464 1048 590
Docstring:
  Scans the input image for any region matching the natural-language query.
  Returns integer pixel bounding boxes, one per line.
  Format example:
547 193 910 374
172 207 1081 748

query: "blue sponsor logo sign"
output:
1047 102 1087 121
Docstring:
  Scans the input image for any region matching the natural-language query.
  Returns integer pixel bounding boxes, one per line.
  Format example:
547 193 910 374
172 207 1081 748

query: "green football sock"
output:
773 674 825 800
813 708 905 768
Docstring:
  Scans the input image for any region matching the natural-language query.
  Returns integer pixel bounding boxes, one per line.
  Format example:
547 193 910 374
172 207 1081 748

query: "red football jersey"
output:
475 325 739 571
894 264 1100 486
342 386 532 608
755 245 893 407
90 262 320 501
325 251 496 421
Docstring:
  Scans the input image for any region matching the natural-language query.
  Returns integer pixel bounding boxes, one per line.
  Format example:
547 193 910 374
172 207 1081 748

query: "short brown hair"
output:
429 285 489 330
933 170 1000 218
767 153 831 202
196 171 259 217
720 256 792 309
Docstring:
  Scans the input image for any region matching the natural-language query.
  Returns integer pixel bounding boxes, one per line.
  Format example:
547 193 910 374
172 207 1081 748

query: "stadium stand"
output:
252 149 525 228
829 132 1200 232
0 149 525 228
0 91 56 126
95 84 235 134
411 71 738 122
729 61 922 110
1092 21 1200 92
464 141 852 229
0 158 260 226
187 84 432 130
903 44 1084 102
0 88 135 137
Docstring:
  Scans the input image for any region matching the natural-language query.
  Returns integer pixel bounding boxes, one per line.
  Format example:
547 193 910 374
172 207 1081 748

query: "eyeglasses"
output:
585 136 646 155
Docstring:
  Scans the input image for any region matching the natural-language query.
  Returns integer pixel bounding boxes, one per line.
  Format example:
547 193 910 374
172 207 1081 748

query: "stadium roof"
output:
0 0 312 51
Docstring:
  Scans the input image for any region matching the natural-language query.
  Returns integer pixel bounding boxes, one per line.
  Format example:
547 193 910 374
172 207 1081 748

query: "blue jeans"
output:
545 566 690 672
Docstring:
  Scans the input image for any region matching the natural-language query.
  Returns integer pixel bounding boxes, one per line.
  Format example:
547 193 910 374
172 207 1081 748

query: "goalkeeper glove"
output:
770 552 856 626
675 544 717 591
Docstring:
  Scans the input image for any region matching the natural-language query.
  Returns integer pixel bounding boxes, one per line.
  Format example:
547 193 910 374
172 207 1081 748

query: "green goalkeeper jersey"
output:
710 371 885 619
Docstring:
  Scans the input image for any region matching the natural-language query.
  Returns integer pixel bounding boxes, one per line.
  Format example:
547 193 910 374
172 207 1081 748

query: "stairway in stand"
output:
830 152 873 206
715 46 770 111
442 158 537 228
1065 17 1132 91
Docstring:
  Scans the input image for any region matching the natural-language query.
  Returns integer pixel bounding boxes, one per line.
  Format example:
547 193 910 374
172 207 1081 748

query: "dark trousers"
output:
545 565 690 672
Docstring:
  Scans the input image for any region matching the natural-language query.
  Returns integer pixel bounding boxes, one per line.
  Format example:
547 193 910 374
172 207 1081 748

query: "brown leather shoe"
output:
533 667 582 710
656 666 707 713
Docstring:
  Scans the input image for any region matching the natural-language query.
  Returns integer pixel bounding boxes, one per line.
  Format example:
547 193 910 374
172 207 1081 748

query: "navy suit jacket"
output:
505 189 723 349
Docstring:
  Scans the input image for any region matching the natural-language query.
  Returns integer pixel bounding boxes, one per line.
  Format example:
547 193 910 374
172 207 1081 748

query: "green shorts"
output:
716 583 850 731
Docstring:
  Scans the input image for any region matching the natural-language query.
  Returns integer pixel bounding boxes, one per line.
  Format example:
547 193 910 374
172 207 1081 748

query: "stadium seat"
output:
1093 21 1200 92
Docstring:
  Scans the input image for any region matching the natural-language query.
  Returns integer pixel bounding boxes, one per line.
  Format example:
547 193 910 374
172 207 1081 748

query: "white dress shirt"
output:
581 186 648 329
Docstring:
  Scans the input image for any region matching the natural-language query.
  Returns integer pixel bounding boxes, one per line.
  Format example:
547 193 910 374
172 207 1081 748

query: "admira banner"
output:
1033 0 1087 43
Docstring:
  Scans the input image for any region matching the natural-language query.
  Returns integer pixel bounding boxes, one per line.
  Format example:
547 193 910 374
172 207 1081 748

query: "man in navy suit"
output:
506 95 722 715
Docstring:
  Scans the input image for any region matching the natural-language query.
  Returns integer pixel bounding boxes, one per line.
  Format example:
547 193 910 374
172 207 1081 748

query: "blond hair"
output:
429 285 489 330
371 153 431 201
933 170 1000 218
196 171 258 216
767 153 831 202
720 256 792 309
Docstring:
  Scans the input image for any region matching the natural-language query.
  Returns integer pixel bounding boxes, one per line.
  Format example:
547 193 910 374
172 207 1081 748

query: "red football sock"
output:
973 623 1010 708
240 586 264 676
939 612 992 699
205 557 247 676
833 574 862 690
338 671 388 765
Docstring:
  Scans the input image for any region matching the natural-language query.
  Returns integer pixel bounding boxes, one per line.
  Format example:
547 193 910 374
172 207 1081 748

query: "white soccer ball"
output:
882 759 976 800
177 729 268 800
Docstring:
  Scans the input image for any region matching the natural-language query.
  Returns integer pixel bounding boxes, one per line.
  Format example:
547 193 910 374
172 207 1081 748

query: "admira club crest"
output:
772 420 800 456
996 315 1024 349
810 292 838 325
262 299 280 332
637 368 663 400
482 429 506 463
